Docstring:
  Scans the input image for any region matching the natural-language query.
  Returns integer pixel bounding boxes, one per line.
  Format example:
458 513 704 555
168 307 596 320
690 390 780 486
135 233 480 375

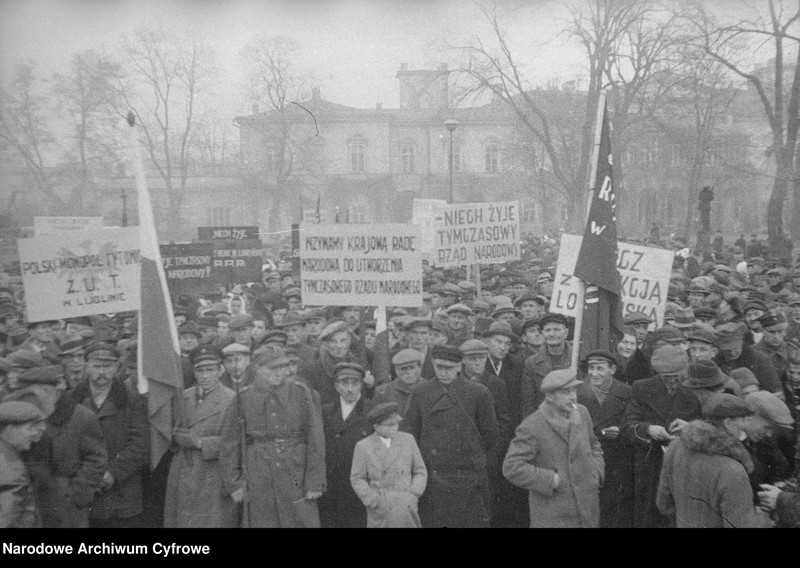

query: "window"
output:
207 207 230 226
521 201 536 223
448 143 462 173
265 145 278 174
485 142 499 173
348 137 366 173
401 144 415 173
350 206 367 223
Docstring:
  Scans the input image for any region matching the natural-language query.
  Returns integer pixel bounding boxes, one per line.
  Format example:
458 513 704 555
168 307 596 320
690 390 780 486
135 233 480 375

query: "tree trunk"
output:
768 150 791 256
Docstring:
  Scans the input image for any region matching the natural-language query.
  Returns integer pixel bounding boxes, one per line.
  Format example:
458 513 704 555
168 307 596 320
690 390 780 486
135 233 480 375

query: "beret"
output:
367 402 401 425
334 362 365 381
18 365 63 386
729 367 759 390
446 303 473 316
687 325 717 346
0 401 44 425
624 311 653 325
459 339 489 355
252 346 288 368
189 345 222 367
541 369 581 394
282 287 302 300
484 321 518 341
84 342 120 362
580 350 617 371
279 312 305 328
430 344 462 364
319 320 350 341
687 360 724 389
178 321 203 337
650 345 688 374
391 349 424 367
8 350 46 369
405 317 433 331
539 313 569 328
228 314 254 331
702 393 752 419
745 391 794 428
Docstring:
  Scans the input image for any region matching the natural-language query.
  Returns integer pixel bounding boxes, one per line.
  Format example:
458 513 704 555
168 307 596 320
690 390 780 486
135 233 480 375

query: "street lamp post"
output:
445 119 459 203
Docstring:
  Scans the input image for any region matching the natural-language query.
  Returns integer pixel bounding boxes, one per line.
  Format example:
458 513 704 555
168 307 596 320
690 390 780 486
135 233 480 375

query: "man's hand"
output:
305 490 323 500
602 426 620 439
231 488 245 503
647 425 672 441
757 484 782 512
362 371 375 389
552 472 559 490
668 419 688 434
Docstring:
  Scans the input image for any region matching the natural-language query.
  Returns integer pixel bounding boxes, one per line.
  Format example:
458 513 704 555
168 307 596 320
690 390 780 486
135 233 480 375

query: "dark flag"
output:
573 101 624 358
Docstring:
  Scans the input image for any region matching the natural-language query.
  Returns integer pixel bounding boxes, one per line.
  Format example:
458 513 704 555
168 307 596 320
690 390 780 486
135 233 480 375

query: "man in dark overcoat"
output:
403 344 499 528
319 362 374 528
577 350 634 527
621 345 702 528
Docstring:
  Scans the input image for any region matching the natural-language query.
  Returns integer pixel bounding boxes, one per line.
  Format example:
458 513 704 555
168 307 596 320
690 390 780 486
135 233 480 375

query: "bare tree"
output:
112 27 216 239
687 0 800 255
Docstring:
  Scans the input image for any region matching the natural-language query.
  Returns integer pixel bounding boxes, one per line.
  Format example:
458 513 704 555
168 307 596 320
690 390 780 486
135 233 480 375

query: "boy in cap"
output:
577 350 634 527
403 345 499 527
164 346 236 528
621 345 702 528
0 401 47 527
503 369 605 528
657 394 767 528
319 362 374 528
220 346 325 528
350 402 428 528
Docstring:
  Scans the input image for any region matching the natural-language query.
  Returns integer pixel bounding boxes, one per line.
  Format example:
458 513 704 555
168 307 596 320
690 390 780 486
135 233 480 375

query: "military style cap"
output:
624 311 653 325
391 349 424 367
745 391 794 428
459 339 489 356
686 360 724 389
0 401 45 425
484 320 518 341
19 365 63 386
8 350 46 369
335 362 365 382
540 313 569 328
252 346 288 368
540 369 581 394
367 402 401 425
446 303 473 316
84 341 120 362
319 320 350 341
702 393 752 419
59 335 89 356
491 304 521 319
178 321 203 337
228 314 255 331
580 350 617 371
759 312 787 331
430 344 462 365
190 346 222 367
404 317 433 331
279 312 305 328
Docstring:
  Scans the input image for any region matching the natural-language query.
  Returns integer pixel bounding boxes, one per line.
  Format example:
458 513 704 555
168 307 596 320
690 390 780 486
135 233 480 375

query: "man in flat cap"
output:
20 320 61 363
57 335 89 390
350 402 428 528
657 394 767 528
577 350 634 527
220 346 325 528
319 362 374 528
402 318 436 379
621 345 702 527
521 313 573 418
221 342 252 392
0 401 47 527
714 322 783 397
503 369 604 527
444 303 474 346
69 342 149 528
403 344 499 527
164 346 236 528
753 312 792 379
516 292 548 323
372 349 424 417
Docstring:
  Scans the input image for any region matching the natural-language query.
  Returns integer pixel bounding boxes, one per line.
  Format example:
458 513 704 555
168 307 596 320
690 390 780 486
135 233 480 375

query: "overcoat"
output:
577 379 634 527
350 431 428 528
299 349 370 406
372 379 421 418
403 375 499 527
620 375 701 528
0 439 39 528
219 378 326 528
520 343 572 419
503 400 604 528
163 384 237 528
70 378 149 522
319 396 374 528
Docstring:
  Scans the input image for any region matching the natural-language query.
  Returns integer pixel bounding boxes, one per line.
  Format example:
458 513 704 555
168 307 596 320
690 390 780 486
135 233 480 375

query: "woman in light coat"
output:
350 402 427 528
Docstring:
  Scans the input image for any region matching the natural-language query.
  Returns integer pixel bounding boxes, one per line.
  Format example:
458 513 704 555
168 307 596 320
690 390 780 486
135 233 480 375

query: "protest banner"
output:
197 226 260 240
210 239 263 287
433 201 521 267
160 242 215 296
299 223 422 307
551 233 675 327
411 198 447 257
33 216 104 237
17 227 141 322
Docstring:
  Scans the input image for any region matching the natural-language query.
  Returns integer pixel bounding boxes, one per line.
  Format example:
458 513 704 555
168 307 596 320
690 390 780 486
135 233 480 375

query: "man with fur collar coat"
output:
657 394 769 528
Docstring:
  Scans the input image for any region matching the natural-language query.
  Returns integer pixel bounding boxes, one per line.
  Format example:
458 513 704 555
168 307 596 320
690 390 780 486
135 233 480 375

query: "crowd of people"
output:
1 231 800 529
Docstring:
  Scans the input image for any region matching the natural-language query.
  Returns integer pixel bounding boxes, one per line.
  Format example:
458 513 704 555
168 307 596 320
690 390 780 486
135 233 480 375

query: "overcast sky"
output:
0 0 590 114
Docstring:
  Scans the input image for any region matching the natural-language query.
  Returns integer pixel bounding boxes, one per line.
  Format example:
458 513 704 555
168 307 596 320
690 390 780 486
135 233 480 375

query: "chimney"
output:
311 87 320 101
376 102 382 110
252 103 259 115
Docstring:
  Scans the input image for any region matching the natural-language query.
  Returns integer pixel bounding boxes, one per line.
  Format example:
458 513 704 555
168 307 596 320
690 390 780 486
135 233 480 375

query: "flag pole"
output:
570 91 607 371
